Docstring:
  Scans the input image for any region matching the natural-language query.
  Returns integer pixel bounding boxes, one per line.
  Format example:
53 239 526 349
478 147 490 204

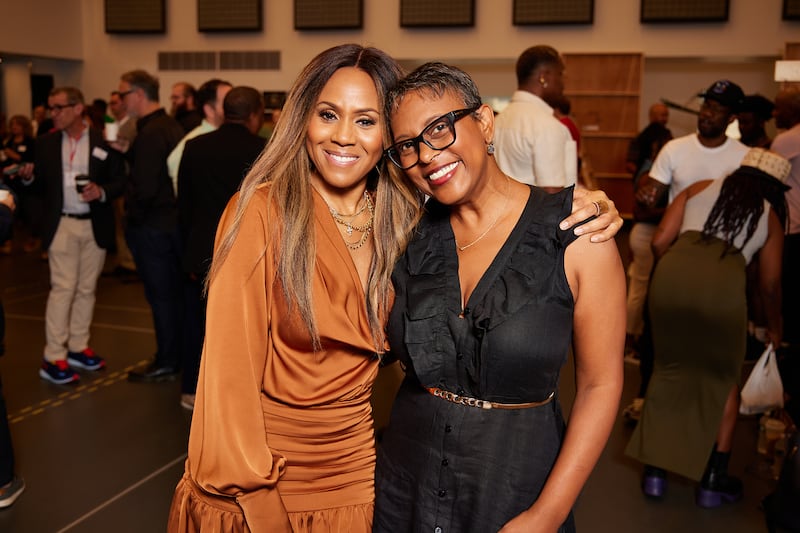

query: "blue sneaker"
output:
0 477 25 508
39 359 79 384
67 347 106 371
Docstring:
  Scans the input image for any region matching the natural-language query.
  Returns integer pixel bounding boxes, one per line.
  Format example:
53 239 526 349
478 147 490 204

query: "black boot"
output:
642 465 667 498
696 448 743 508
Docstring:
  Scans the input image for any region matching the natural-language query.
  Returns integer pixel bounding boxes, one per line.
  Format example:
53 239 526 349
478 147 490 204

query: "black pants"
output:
181 276 207 395
0 302 15 486
781 234 800 423
126 224 184 369
783 234 800 346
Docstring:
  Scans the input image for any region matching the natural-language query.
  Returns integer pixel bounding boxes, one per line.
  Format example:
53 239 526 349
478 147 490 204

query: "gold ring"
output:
593 200 608 217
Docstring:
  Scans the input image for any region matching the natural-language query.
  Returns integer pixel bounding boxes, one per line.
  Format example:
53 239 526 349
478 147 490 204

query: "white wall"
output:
0 0 797 120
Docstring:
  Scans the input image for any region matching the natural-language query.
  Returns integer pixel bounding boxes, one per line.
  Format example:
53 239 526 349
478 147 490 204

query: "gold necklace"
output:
324 191 375 250
329 192 374 237
455 176 510 252
330 191 369 218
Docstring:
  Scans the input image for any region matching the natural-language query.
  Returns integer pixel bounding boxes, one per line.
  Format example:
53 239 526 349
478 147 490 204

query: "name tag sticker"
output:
92 147 108 160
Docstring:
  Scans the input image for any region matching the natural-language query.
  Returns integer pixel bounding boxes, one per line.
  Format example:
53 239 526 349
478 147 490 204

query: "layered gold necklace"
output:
327 191 375 250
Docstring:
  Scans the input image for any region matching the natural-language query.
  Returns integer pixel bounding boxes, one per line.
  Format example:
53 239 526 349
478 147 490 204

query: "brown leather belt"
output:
426 387 554 410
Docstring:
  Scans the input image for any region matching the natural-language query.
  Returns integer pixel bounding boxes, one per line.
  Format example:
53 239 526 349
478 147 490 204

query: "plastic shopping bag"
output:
740 343 784 415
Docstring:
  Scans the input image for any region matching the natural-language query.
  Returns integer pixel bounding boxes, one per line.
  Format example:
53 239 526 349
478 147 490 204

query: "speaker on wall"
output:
105 0 165 33
294 0 362 30
784 0 800 20
513 0 594 25
198 0 262 32
641 0 729 23
400 0 474 27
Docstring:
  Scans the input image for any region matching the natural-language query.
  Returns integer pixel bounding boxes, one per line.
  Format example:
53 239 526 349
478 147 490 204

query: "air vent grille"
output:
158 51 217 71
219 51 280 70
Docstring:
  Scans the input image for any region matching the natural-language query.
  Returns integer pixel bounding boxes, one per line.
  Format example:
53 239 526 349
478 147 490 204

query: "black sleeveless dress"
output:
374 186 579 533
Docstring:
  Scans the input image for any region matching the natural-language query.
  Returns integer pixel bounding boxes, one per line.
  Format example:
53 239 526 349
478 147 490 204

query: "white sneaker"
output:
180 394 196 411
0 477 25 508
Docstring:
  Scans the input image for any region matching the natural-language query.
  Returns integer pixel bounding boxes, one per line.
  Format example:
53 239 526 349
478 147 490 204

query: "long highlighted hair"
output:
208 44 422 351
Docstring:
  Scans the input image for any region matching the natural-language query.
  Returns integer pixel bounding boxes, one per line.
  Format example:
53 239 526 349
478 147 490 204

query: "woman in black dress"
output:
374 63 625 533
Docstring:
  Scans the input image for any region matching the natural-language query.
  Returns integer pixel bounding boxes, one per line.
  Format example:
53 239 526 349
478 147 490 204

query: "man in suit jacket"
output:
34 87 126 384
176 86 265 410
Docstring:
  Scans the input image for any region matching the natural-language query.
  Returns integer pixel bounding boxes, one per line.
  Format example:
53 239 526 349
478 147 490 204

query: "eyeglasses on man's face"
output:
47 103 78 113
385 107 478 170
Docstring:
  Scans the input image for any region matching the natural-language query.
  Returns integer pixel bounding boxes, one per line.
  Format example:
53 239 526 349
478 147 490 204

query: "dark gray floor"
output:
0 227 778 532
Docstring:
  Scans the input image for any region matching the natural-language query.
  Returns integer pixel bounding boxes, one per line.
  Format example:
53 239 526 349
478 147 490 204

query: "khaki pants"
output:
44 217 106 362
626 222 657 338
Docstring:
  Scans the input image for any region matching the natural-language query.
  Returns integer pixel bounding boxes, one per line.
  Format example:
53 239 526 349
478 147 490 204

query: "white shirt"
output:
649 133 748 203
771 123 800 234
61 126 91 215
167 119 217 193
680 177 769 264
493 90 577 188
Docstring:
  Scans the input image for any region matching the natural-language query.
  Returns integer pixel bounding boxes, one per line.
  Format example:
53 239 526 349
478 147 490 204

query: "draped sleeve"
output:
175 184 292 532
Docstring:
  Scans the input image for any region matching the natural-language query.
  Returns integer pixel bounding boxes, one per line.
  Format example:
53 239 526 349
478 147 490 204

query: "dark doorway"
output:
30 74 54 109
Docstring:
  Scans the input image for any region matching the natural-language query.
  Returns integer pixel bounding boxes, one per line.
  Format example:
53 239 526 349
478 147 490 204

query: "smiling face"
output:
305 67 384 196
390 90 491 206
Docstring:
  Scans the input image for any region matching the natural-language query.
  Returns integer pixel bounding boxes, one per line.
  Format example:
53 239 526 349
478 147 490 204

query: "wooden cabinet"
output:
562 53 643 217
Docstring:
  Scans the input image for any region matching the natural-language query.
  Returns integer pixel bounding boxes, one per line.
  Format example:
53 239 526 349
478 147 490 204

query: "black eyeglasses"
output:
385 107 478 170
118 90 134 98
47 103 78 113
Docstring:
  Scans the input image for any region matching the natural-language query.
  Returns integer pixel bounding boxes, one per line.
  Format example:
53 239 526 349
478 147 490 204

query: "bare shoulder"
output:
564 234 624 299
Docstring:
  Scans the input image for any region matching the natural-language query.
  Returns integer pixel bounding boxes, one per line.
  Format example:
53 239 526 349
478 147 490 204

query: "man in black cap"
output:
623 79 749 424
636 79 749 209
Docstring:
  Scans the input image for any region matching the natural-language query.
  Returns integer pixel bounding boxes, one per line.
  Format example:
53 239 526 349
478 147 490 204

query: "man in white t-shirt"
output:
493 45 577 192
637 80 749 208
624 79 748 423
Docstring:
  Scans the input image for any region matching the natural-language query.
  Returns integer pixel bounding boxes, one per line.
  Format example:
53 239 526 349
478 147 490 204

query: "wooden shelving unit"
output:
563 53 643 217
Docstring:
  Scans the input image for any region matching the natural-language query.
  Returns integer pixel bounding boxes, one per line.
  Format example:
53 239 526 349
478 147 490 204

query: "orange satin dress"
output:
168 185 380 533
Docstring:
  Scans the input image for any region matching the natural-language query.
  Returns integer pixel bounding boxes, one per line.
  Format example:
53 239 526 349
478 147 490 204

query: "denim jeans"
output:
126 224 183 369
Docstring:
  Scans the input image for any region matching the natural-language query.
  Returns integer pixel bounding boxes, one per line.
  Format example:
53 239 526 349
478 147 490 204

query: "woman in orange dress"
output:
167 43 420 533
167 44 622 533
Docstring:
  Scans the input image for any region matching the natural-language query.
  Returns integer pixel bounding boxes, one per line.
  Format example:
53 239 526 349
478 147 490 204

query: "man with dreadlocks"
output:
626 148 789 508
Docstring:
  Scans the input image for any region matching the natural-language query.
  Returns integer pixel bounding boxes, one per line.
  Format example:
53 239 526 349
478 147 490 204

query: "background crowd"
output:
0 41 798 532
